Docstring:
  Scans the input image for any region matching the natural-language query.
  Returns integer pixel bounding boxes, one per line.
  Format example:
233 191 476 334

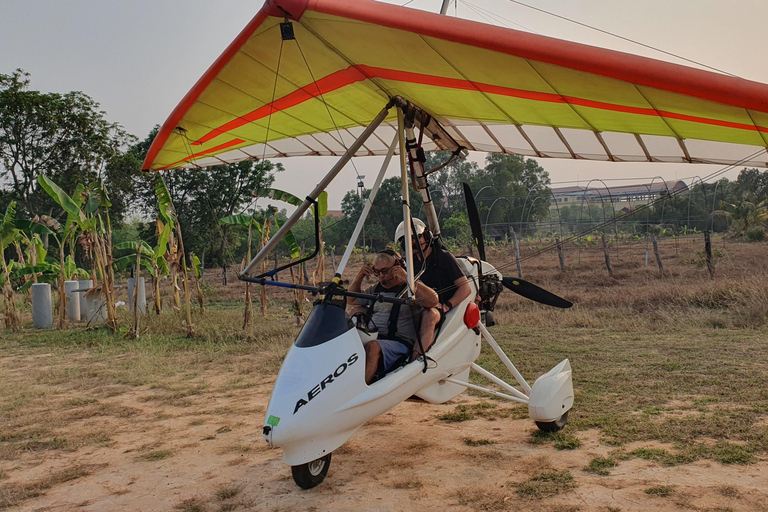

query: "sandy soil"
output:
4 371 768 512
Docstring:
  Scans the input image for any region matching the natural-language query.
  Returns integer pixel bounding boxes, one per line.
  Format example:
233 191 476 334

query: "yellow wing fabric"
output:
143 0 768 172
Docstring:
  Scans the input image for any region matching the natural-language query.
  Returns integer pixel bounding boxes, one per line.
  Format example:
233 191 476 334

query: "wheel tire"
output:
535 410 569 433
291 453 332 489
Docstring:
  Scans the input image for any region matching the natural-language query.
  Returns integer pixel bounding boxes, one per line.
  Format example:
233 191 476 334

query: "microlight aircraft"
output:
142 0 768 488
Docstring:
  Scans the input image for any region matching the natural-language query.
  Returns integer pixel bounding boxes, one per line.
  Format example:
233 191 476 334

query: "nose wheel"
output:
291 453 332 489
534 411 569 433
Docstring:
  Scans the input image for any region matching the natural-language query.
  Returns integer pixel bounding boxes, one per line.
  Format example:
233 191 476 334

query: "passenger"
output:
348 250 439 384
395 218 473 347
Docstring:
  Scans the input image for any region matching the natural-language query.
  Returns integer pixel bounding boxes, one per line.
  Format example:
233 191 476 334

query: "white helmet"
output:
394 218 426 243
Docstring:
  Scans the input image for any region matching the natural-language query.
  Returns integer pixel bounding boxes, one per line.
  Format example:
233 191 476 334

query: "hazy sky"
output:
2 0 767 210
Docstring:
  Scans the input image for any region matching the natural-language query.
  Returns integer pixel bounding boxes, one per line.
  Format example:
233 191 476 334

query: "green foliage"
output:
0 69 136 220
745 226 765 241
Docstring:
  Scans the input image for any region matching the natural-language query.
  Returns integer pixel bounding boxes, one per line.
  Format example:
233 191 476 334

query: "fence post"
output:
556 237 565 272
651 233 664 276
704 231 715 279
601 235 613 277
510 228 522 278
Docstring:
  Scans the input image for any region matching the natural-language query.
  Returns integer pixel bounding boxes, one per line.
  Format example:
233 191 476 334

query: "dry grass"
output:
0 237 767 509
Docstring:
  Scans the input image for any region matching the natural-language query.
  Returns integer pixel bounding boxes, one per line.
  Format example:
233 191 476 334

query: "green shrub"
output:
745 226 765 242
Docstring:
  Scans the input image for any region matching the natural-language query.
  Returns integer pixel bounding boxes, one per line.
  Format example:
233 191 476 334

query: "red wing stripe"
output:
161 138 246 170
193 65 767 147
192 67 368 145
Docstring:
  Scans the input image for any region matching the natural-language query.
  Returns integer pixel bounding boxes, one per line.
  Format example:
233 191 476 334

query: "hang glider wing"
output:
142 0 768 172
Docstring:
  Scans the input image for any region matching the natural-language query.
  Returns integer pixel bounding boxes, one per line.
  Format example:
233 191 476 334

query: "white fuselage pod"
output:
263 282 482 466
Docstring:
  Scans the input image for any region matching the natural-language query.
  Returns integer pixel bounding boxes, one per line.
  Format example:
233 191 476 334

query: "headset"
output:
379 248 405 269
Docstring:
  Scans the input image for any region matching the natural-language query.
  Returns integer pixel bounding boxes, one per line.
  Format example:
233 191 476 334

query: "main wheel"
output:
291 453 332 489
535 410 569 433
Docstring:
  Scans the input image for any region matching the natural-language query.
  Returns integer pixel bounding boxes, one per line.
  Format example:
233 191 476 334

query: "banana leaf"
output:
1 202 18 250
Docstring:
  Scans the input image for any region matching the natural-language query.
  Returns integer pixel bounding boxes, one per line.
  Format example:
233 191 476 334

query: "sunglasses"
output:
372 262 397 277
398 233 423 251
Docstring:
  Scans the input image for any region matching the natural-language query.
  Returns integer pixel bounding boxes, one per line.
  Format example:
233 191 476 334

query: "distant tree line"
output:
3 69 767 273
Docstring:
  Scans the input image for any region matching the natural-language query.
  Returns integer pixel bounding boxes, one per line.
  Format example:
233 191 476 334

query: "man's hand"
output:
357 263 373 279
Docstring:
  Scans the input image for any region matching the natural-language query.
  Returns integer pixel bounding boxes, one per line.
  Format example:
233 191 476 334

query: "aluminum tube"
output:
443 377 529 405
397 108 415 295
336 133 398 277
241 105 391 276
404 125 440 237
477 322 532 394
470 363 530 401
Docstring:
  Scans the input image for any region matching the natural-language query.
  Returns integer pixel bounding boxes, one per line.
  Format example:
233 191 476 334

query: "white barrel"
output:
127 277 147 315
64 280 80 321
77 279 93 322
31 283 53 328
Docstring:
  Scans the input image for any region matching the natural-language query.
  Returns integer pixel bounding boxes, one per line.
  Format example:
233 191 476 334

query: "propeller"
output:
501 277 572 309
463 182 486 261
462 182 572 309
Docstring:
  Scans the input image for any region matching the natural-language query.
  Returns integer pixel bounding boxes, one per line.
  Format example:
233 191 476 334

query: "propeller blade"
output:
502 277 573 309
463 182 486 261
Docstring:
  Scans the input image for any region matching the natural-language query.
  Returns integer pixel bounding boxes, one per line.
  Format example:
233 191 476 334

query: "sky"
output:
2 0 768 211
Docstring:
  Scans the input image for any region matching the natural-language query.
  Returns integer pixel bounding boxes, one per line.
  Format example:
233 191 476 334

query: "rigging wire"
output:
459 0 540 33
293 36 367 185
502 0 739 78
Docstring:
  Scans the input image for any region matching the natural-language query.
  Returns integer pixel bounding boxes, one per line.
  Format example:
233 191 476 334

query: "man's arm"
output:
347 263 372 306
389 266 438 308
442 275 472 313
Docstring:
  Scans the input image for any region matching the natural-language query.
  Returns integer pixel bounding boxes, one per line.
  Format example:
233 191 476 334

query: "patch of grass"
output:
451 487 510 511
530 430 581 450
630 447 695 466
583 456 616 476
515 470 577 499
463 438 497 447
214 484 242 500
713 442 754 464
437 402 517 423
137 449 174 461
645 485 674 497
437 410 475 422
717 485 740 498
391 478 423 489
175 497 208 512
0 464 96 509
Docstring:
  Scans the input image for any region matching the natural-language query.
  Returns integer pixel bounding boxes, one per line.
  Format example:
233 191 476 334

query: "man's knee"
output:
366 340 381 358
423 307 440 326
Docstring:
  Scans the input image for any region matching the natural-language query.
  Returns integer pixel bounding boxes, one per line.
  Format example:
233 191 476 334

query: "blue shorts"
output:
377 338 411 374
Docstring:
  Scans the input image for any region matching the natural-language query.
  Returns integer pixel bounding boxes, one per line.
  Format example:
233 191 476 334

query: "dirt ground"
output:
5 371 768 512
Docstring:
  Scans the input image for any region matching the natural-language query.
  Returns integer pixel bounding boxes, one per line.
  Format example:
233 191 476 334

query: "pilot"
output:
347 249 439 384
395 218 473 331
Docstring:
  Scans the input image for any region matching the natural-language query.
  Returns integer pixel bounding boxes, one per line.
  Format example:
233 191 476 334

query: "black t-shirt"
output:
417 241 465 304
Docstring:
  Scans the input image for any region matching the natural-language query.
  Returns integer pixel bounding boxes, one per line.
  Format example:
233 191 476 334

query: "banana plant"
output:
154 176 193 336
220 206 283 323
38 175 117 331
252 188 327 324
1 202 21 331
114 222 171 316
189 252 205 314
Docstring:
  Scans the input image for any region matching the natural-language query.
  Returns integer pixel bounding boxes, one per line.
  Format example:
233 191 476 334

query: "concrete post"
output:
64 280 80 322
78 279 93 322
127 277 147 315
31 283 53 328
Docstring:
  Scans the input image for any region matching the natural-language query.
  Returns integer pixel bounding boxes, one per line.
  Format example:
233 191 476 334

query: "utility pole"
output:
358 175 366 250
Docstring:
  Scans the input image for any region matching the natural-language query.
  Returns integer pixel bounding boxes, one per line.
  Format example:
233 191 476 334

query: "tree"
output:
131 128 284 265
0 70 136 220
